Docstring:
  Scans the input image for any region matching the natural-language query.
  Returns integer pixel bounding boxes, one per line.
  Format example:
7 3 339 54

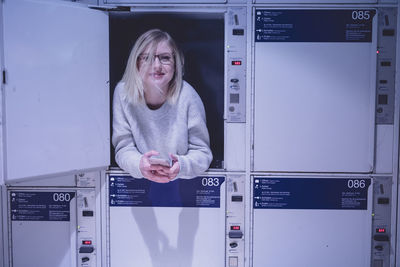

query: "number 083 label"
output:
109 176 225 208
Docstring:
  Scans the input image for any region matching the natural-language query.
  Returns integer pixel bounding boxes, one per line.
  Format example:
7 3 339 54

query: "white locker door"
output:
253 9 377 173
252 177 373 267
10 190 77 267
108 174 226 267
3 0 109 181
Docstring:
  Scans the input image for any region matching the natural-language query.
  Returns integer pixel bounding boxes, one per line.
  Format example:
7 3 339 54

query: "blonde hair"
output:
121 29 184 104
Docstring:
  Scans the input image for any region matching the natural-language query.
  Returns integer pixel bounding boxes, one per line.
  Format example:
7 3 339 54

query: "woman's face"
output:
138 41 175 93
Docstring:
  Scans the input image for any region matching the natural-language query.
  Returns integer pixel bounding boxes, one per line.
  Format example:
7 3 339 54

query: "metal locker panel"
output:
3 0 110 181
0 188 5 267
254 42 376 172
251 176 373 267
254 0 376 3
226 123 246 171
0 0 4 188
9 190 77 267
375 125 394 173
108 174 226 267
253 9 377 173
105 0 226 3
12 222 75 267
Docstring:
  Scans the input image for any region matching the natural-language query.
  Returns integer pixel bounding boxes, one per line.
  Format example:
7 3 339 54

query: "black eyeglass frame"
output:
138 53 175 65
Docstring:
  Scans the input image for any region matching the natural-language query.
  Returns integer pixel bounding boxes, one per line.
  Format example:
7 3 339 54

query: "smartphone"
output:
149 156 171 167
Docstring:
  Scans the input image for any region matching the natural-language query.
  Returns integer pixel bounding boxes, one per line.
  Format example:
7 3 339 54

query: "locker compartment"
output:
107 173 226 267
253 9 377 172
2 0 247 180
108 11 226 168
7 188 98 267
251 176 373 267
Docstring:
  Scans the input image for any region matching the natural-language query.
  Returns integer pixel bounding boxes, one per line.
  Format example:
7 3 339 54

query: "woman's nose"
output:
153 56 162 67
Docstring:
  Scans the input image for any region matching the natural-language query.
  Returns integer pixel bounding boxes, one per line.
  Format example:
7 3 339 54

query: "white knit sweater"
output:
112 80 213 179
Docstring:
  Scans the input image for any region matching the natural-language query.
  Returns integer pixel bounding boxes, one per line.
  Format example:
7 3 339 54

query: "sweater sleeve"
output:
176 92 213 179
112 84 143 178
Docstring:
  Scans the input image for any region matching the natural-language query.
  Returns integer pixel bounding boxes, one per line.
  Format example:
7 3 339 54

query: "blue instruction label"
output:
10 191 75 221
253 177 371 210
109 176 225 208
255 9 375 42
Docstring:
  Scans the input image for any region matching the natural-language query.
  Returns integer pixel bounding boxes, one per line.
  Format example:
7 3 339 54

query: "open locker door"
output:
3 0 109 182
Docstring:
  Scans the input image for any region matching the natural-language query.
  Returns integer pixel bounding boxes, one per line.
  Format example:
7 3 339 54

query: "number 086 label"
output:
253 178 371 210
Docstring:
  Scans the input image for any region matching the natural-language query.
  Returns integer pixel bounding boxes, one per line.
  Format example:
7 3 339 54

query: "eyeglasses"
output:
138 53 174 65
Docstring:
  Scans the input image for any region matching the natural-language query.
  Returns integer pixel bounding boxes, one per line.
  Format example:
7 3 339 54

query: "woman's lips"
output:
152 72 164 78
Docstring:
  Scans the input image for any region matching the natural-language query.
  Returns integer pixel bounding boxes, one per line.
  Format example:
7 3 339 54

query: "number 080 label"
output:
10 191 75 221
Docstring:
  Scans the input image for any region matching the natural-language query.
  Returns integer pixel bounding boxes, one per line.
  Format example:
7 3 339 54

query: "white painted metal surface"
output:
10 191 77 267
251 176 373 267
108 175 226 267
254 42 376 172
3 0 110 181
254 0 376 3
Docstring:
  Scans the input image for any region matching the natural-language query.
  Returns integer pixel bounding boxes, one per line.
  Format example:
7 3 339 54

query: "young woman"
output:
112 29 213 183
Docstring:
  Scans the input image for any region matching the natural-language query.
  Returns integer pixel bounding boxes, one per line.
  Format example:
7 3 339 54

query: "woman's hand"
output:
139 151 171 183
168 154 180 180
